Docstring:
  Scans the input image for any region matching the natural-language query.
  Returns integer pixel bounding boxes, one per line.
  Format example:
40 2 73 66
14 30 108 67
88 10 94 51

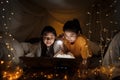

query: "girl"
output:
36 26 57 57
54 19 91 60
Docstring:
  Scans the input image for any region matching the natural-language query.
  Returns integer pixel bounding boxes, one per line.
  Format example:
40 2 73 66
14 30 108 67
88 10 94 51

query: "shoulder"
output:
77 35 88 43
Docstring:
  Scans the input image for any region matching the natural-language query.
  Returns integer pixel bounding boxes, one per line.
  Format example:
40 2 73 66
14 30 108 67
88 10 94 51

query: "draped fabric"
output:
103 32 120 78
1 0 119 42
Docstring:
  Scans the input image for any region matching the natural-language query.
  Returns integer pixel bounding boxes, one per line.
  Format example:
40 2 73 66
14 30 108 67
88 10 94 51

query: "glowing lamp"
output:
56 40 63 46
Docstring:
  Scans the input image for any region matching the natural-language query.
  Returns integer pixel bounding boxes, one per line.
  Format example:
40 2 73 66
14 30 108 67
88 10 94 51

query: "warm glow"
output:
1 60 4 64
2 66 23 80
8 55 11 57
64 75 68 80
56 40 63 46
100 66 115 75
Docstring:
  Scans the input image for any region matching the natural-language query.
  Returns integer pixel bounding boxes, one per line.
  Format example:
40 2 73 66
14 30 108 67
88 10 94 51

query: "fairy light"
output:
64 75 68 80
2 66 23 80
6 0 9 3
1 61 4 64
96 11 100 14
5 27 8 29
3 23 7 26
8 17 12 20
0 0 118 79
10 12 14 15
8 55 11 58
1 1 4 4
114 10 117 13
2 15 5 18
9 34 12 37
2 8 5 11
10 48 14 51
86 11 92 39
114 21 118 24
0 35 3 39
106 14 109 17
0 1 21 79
1 0 16 64
118 57 120 60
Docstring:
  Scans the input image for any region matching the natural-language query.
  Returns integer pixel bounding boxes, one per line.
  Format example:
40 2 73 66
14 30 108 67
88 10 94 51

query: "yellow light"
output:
64 75 68 80
9 34 12 37
8 55 11 57
2 66 23 80
6 43 9 45
0 36 2 38
55 74 59 77
47 74 52 79
1 61 4 64
118 57 120 60
44 75 47 77
99 60 102 63
41 72 43 75
10 48 14 51
7 45 10 49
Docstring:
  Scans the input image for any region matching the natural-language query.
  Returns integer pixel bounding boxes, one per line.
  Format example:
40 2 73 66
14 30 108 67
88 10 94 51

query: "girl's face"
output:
43 32 56 47
64 31 77 43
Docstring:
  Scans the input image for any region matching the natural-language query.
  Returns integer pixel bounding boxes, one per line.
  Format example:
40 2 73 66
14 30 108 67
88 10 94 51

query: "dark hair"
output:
41 26 57 37
40 26 57 57
63 19 83 34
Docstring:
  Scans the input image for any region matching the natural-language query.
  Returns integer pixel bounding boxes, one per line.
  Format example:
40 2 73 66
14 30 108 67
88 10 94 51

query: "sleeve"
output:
80 37 91 59
35 42 42 57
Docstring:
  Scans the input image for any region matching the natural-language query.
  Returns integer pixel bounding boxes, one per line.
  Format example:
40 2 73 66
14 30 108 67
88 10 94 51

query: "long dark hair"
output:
40 26 57 57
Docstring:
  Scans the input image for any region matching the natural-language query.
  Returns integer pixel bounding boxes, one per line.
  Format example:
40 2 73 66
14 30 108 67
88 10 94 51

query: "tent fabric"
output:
0 0 119 42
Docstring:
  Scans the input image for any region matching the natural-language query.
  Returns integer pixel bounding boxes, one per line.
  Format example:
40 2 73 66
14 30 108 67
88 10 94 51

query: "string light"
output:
96 11 100 14
0 0 118 79
3 23 7 26
5 26 8 29
0 0 22 79
2 8 5 11
86 11 92 39
1 61 4 64
1 1 4 4
9 34 12 37
110 21 113 23
8 17 12 20
87 12 91 15
11 12 14 15
6 0 9 3
114 21 118 24
0 36 3 39
2 15 5 18
2 66 23 80
118 57 120 60
8 55 11 58
114 10 117 13
105 14 109 17
114 0 117 3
